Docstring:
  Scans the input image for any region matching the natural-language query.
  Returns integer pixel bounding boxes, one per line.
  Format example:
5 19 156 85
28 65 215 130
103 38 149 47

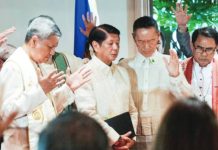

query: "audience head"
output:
132 16 160 57
153 97 218 150
191 27 218 67
88 24 120 65
38 112 108 150
25 15 62 63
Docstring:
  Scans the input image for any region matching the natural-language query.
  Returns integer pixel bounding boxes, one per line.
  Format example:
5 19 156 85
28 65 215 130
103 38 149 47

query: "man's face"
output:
94 33 120 65
31 35 59 63
133 27 159 57
193 35 217 67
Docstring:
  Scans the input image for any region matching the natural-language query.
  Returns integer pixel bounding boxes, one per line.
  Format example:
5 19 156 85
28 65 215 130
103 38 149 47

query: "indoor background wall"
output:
96 0 135 60
0 0 76 54
0 0 146 61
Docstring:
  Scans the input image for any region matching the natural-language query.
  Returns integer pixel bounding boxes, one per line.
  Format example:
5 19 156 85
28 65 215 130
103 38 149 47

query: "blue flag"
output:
74 0 99 58
74 0 90 58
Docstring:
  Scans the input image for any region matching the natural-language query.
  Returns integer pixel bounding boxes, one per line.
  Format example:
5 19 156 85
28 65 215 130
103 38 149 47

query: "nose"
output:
141 41 149 49
112 43 119 50
144 42 149 49
201 50 208 56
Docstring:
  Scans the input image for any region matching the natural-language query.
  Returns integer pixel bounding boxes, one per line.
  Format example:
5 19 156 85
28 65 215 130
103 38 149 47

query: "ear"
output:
157 31 160 38
132 33 135 40
215 45 218 53
132 33 138 44
157 32 160 44
29 35 39 48
190 42 194 52
92 41 100 52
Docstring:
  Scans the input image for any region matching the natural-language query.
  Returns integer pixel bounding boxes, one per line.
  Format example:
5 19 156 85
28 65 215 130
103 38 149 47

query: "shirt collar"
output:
135 50 158 64
193 59 212 72
92 55 116 74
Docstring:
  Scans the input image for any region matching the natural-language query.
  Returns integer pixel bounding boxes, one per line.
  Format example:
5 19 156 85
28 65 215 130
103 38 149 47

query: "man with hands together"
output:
75 24 137 150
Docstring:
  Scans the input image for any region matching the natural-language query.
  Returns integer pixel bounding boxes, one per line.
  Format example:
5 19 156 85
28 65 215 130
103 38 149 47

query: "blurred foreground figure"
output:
38 112 108 150
153 97 218 150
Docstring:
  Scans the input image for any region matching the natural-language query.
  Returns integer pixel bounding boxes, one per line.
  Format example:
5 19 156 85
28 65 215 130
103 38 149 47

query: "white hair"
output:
25 15 61 42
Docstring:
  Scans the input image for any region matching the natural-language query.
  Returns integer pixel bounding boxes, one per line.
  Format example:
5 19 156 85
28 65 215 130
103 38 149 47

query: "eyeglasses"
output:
194 45 216 54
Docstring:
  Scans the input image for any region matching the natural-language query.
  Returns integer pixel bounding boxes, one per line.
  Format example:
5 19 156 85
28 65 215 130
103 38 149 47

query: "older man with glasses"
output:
183 27 218 116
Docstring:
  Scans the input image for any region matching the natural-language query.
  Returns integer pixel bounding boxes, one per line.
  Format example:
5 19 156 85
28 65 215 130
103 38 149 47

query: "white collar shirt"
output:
192 60 212 107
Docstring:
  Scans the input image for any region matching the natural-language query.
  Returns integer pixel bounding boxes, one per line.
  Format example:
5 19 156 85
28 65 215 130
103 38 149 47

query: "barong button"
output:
32 109 42 120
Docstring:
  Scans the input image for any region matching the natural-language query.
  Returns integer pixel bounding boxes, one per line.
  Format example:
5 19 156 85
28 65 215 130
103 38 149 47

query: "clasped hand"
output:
113 131 135 150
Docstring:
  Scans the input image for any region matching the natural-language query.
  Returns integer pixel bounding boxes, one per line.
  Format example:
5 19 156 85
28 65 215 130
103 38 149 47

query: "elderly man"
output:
0 15 90 150
183 27 218 116
75 24 138 150
119 16 192 146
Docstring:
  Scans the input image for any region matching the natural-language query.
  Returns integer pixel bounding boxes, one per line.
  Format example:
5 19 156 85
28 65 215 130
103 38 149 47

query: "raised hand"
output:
163 49 180 77
37 68 65 94
80 12 96 37
66 66 92 92
0 27 16 46
171 3 191 32
0 38 6 47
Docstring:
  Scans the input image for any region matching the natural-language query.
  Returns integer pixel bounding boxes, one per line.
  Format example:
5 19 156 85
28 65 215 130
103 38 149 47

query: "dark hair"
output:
192 27 218 45
133 16 159 33
88 24 120 48
38 112 108 150
25 15 62 43
153 97 218 150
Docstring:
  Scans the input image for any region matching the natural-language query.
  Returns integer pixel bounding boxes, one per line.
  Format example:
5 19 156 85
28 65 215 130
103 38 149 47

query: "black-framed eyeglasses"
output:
194 45 217 54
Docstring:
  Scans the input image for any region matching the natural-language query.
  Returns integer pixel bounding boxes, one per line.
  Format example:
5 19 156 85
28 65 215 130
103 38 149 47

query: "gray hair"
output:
25 15 62 43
